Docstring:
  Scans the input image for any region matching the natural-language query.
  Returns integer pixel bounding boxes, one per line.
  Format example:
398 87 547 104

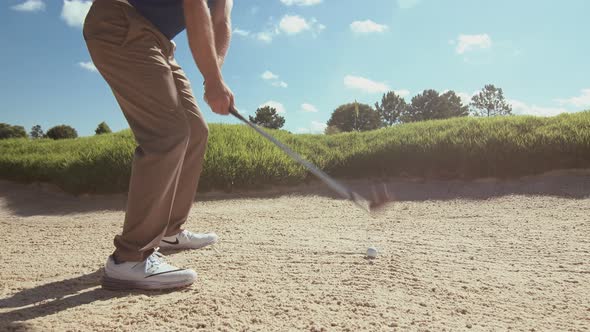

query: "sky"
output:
1 0 589 136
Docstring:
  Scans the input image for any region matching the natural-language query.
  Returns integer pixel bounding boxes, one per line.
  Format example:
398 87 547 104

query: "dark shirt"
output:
129 0 214 40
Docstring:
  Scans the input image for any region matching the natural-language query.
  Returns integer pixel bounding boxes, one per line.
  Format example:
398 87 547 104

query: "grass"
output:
1 112 590 194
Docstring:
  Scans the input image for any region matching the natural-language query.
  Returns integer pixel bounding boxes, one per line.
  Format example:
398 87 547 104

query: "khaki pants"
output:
84 0 209 262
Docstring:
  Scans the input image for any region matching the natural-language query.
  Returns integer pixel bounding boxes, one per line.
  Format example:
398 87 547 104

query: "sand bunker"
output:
1 173 589 331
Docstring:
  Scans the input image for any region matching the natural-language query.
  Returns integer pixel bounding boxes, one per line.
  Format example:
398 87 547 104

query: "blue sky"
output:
1 0 589 136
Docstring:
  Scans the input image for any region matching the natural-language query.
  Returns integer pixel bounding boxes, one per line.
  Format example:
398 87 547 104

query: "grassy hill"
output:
1 112 590 194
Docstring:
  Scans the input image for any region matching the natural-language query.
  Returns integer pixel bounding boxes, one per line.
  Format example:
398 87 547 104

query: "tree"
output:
46 125 78 140
470 84 513 117
95 121 112 135
0 123 27 139
439 90 470 118
375 91 408 126
402 89 469 123
249 106 285 129
30 125 44 139
326 102 381 132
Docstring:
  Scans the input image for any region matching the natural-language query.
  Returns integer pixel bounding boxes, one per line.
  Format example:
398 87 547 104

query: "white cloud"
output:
350 20 388 34
272 81 288 88
397 0 421 9
11 0 45 12
311 121 327 133
256 31 274 43
450 91 478 105
279 15 310 35
344 75 390 94
261 71 288 88
311 19 327 36
78 61 98 72
296 121 327 134
455 34 492 54
260 101 287 114
509 99 569 117
61 0 92 28
394 89 411 98
442 90 480 105
456 92 472 104
261 71 279 80
280 0 322 6
277 15 325 36
555 89 590 109
301 103 319 113
233 28 250 37
241 15 324 44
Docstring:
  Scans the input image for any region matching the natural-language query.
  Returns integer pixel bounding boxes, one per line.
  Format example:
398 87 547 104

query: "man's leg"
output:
164 57 209 237
84 0 190 262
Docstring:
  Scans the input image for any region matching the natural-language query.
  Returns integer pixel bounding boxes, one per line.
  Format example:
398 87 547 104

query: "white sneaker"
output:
159 230 218 250
102 250 197 290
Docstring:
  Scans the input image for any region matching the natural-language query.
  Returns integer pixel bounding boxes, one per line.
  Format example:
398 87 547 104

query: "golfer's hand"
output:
204 79 234 115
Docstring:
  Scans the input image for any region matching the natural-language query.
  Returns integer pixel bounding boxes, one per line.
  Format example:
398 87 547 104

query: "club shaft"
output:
230 107 369 212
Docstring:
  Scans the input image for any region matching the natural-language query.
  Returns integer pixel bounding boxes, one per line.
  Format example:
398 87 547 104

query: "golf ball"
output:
366 246 378 258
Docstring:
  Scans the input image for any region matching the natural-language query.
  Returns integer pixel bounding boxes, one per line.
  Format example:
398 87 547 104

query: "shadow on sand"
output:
1 170 589 217
0 270 179 331
0 270 109 331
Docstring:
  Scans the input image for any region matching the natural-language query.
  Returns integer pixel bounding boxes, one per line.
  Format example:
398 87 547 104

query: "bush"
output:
46 125 78 140
95 122 112 135
0 123 27 139
249 106 285 129
327 102 381 132
1 112 589 194
324 125 341 135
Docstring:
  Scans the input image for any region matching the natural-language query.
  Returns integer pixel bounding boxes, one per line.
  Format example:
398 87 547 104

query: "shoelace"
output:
181 230 202 241
146 249 165 273
183 230 197 240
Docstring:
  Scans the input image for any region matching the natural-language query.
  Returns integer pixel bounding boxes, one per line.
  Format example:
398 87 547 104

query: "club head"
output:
349 183 391 215
368 182 391 214
350 191 371 214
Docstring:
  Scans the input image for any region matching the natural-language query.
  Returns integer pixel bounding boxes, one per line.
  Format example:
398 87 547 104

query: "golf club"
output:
229 106 389 213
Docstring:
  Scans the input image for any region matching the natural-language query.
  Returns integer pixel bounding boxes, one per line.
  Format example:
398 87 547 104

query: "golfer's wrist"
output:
203 71 223 85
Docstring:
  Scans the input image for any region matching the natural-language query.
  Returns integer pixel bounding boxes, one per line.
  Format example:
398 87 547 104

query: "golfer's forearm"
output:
213 19 231 66
183 0 222 83
211 0 233 66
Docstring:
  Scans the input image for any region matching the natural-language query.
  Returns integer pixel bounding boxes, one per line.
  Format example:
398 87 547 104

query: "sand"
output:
1 172 589 331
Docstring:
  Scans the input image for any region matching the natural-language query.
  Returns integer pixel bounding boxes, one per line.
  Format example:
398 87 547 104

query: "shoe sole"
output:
101 275 197 291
